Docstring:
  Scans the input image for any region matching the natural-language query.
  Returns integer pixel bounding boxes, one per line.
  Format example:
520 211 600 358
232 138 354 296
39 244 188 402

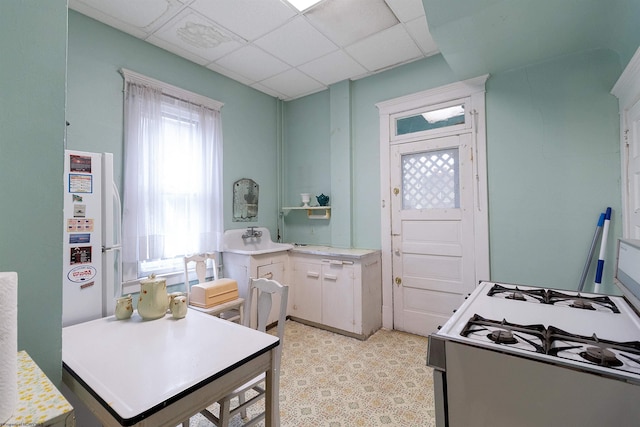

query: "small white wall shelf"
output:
282 206 331 219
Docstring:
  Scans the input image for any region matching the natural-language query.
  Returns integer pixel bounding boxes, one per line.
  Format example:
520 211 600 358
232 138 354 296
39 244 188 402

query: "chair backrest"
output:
183 252 220 301
248 278 289 343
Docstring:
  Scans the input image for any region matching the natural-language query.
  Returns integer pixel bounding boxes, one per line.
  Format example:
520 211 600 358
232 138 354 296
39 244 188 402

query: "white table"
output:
62 309 279 427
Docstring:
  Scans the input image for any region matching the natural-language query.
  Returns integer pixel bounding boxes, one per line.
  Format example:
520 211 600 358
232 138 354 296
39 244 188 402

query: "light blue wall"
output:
281 91 331 244
282 49 624 291
67 11 281 238
282 54 458 249
0 0 67 383
487 49 622 292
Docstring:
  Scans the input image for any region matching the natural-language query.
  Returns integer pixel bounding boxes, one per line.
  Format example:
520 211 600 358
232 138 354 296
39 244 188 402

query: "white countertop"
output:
62 309 278 424
289 245 380 259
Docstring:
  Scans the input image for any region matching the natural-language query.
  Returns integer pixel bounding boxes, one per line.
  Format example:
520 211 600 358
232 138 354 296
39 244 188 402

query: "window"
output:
396 104 465 136
402 148 460 209
120 69 224 286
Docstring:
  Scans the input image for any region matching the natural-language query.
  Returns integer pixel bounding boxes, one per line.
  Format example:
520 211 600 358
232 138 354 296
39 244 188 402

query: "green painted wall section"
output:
329 81 352 248
282 91 331 244
282 47 624 292
1 1 636 386
422 0 640 81
0 0 67 383
283 54 458 250
67 11 281 238
486 49 622 292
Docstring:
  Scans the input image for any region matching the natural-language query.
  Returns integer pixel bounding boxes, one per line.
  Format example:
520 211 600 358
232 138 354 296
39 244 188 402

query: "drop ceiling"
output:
69 0 439 101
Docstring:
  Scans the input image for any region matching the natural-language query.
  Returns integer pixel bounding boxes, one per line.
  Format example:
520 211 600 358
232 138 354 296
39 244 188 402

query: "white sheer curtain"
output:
121 80 223 282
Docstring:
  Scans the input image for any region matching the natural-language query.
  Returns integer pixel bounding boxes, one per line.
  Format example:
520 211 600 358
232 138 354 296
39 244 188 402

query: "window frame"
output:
119 68 224 294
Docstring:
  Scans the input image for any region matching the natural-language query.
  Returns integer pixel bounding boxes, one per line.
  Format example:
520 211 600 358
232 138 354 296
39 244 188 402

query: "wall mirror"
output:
233 178 259 222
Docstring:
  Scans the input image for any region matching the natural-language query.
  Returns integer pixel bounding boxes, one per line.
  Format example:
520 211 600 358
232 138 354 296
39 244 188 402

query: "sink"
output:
223 228 293 255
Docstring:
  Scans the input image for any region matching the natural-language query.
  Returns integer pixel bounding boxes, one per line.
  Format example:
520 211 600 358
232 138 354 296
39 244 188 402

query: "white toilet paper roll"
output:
0 272 17 423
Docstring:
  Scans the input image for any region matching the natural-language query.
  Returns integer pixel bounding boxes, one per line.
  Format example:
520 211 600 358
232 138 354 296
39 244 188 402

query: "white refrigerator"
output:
62 150 122 326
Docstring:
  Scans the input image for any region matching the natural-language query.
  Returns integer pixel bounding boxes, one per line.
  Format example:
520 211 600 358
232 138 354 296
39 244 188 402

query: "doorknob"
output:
393 187 400 195
394 248 401 255
395 277 402 286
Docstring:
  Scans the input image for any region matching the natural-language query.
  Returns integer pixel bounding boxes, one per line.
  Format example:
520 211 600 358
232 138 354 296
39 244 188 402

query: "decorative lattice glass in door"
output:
401 148 460 210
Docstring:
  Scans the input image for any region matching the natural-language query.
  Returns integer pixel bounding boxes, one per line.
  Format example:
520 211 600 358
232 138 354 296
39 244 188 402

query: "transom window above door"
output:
391 99 470 141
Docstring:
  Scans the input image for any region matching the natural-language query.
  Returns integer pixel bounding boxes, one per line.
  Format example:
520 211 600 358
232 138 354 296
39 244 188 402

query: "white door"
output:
377 75 489 335
390 134 476 335
626 100 640 238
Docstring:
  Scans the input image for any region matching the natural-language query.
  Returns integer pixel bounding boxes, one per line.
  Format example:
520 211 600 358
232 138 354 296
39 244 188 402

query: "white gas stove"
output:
427 239 640 427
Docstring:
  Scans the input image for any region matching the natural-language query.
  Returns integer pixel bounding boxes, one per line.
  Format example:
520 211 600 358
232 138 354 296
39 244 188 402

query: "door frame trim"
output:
376 75 490 330
611 47 640 238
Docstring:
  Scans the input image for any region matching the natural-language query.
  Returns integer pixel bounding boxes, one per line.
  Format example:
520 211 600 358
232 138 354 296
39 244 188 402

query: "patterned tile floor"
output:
188 320 435 427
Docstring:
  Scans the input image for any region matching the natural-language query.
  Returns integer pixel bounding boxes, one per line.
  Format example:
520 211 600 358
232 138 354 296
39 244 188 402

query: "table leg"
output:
265 347 280 427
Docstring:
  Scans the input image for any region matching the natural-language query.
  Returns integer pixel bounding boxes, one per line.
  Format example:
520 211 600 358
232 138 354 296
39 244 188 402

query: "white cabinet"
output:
290 247 382 339
222 251 289 328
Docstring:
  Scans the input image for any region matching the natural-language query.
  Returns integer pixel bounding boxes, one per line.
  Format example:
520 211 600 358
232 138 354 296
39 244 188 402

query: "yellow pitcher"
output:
137 274 169 320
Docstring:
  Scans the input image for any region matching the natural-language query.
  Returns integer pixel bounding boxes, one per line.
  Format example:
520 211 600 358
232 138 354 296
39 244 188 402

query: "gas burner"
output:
580 347 623 367
460 317 640 375
460 315 546 353
489 329 518 344
570 298 595 311
506 292 526 301
486 284 621 313
487 284 546 304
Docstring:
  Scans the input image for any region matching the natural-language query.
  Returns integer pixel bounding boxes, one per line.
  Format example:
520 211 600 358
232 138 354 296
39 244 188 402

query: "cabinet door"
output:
256 262 284 326
291 260 322 323
322 262 355 332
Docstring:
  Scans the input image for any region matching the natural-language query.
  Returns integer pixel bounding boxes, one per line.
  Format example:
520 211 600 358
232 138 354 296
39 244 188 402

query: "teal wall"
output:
486 49 622 292
282 91 331 243
0 1 67 383
67 11 281 237
282 54 458 249
283 49 624 292
1 1 637 386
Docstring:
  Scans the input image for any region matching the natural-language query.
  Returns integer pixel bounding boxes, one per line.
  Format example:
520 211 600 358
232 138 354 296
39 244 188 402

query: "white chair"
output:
200 277 289 427
183 253 244 324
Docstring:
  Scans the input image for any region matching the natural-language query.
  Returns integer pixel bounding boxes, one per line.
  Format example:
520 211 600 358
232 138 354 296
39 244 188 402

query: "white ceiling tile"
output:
346 24 423 72
152 9 245 62
305 0 398 46
215 46 290 82
254 16 338 67
190 0 297 41
69 0 189 38
259 68 325 99
146 34 211 66
405 16 439 56
298 50 367 85
206 63 256 86
69 0 435 100
384 0 426 23
249 82 288 99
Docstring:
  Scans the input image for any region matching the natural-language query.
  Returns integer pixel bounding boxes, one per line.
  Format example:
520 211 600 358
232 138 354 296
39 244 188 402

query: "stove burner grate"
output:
459 315 640 375
487 284 621 313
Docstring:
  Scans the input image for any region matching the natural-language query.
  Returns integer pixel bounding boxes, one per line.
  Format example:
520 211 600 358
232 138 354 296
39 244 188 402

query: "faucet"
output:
242 226 262 239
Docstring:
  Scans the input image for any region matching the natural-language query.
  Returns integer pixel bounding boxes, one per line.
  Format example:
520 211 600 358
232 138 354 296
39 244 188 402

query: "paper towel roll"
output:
0 272 17 423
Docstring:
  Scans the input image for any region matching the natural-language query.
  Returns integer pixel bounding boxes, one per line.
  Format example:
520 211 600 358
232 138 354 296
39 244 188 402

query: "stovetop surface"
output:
438 281 640 381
